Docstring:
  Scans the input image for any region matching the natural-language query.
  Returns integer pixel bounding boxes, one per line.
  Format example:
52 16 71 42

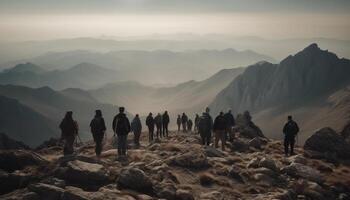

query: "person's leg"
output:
221 131 226 151
122 135 127 155
284 136 289 156
96 134 103 156
290 136 295 155
136 131 141 146
207 132 212 146
117 135 122 156
214 132 219 148
165 124 169 137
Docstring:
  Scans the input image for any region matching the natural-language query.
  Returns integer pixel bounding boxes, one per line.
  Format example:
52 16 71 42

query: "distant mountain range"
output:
0 48 274 85
0 62 120 89
89 67 245 117
210 44 350 143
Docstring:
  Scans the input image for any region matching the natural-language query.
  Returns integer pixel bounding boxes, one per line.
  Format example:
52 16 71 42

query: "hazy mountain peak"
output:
3 62 45 74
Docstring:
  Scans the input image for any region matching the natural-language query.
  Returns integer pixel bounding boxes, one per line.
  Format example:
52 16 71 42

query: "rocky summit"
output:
1 122 350 200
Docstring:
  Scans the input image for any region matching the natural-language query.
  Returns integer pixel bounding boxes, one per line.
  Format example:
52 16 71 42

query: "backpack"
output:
198 115 211 133
91 118 103 133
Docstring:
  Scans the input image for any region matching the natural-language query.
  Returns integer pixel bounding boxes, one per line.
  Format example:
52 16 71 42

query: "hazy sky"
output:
0 0 350 41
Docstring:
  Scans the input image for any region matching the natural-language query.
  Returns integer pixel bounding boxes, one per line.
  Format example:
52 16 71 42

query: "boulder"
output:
204 147 225 157
0 150 47 172
248 137 262 149
28 183 64 200
259 157 278 172
281 163 323 183
176 189 194 200
228 165 244 183
64 160 110 189
170 151 209 169
117 167 153 194
287 155 307 165
236 111 265 139
62 186 90 200
246 157 260 168
0 170 36 195
231 139 249 152
154 182 177 200
199 173 216 186
304 127 350 159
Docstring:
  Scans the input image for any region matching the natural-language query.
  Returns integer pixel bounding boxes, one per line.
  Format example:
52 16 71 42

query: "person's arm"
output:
295 122 300 134
283 123 287 134
102 118 106 132
112 117 116 133
127 118 131 133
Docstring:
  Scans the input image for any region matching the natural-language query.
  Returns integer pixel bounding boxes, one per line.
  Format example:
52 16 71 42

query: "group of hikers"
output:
59 106 300 159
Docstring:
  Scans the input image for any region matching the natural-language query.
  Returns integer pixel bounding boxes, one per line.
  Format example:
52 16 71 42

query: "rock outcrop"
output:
304 127 350 159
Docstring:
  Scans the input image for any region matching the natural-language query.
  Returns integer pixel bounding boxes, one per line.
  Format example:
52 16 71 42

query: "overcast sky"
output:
0 0 349 41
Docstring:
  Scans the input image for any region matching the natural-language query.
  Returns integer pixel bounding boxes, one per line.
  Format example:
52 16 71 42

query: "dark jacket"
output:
90 116 106 135
283 120 299 137
146 115 155 128
224 112 235 127
154 115 162 126
177 117 181 125
60 118 78 138
112 113 131 136
198 113 213 133
162 113 170 124
181 115 188 124
213 115 228 131
195 115 200 126
131 117 142 133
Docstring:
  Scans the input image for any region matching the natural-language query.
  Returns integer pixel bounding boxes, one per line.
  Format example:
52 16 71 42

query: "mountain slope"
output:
0 95 57 147
210 44 350 143
0 85 120 143
0 63 120 90
90 67 245 117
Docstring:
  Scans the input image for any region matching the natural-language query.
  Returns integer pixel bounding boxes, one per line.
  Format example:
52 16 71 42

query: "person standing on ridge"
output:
162 111 170 137
59 111 78 156
155 113 163 138
131 114 142 148
177 115 181 132
213 111 228 151
198 107 213 146
224 109 235 142
194 114 200 132
90 110 106 157
112 107 131 158
283 115 299 156
181 113 188 132
146 112 155 143
187 119 193 132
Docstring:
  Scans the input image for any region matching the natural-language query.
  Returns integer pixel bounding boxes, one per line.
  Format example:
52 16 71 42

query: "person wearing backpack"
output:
283 115 300 156
154 113 163 138
198 107 213 146
224 109 235 142
146 113 155 143
187 119 193 132
112 107 131 157
176 115 181 132
194 114 200 132
131 114 142 147
181 113 188 132
213 112 228 151
162 111 170 137
59 111 78 155
90 110 106 157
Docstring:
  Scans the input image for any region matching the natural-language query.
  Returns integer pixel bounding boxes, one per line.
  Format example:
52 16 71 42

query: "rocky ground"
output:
1 116 350 200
